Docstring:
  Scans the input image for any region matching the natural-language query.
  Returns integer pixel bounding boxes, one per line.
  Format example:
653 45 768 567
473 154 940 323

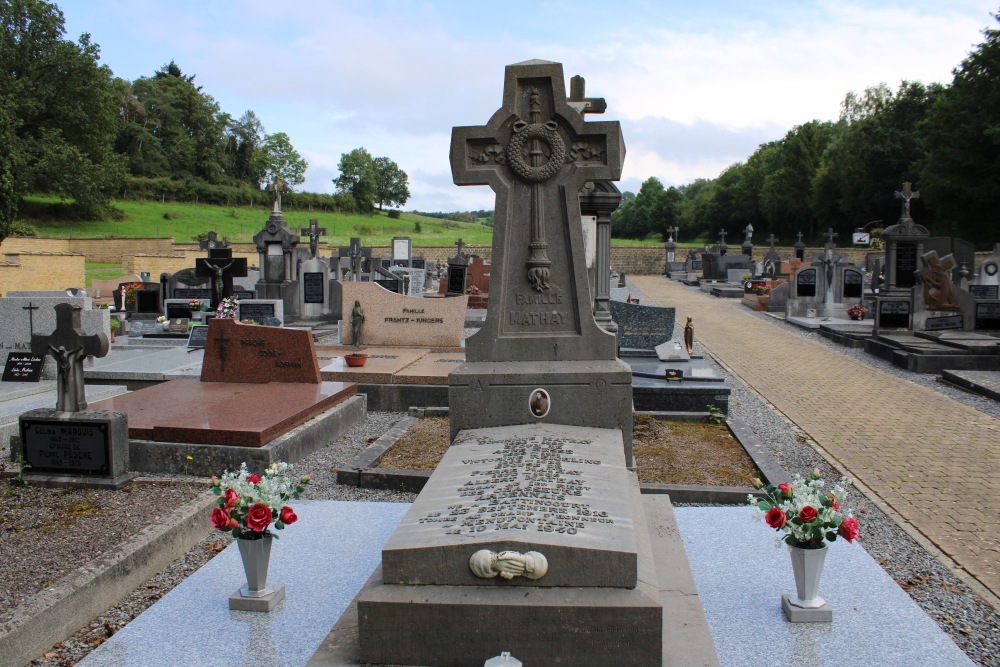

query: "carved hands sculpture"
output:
470 549 548 581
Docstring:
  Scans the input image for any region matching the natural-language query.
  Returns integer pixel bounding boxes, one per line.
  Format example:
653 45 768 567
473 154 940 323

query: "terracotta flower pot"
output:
345 353 368 367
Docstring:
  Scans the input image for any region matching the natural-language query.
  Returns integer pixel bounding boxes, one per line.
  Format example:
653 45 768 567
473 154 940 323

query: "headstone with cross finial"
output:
253 177 301 319
296 220 332 319
880 182 929 292
446 60 633 461
764 233 782 264
17 302 134 488
794 231 806 261
717 228 728 256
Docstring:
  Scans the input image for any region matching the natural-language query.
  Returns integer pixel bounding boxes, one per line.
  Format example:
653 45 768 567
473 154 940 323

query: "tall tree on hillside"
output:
121 61 229 181
372 156 410 210
334 147 377 213
253 132 307 190
760 120 834 238
226 110 266 186
0 0 124 219
920 13 1000 244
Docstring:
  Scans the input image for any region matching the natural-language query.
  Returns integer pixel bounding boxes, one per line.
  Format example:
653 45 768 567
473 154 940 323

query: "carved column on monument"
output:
580 180 621 333
252 175 301 318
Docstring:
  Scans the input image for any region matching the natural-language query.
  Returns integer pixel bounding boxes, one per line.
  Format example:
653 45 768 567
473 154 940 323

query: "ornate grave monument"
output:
875 183 928 331
298 218 333 320
446 60 633 459
252 176 301 320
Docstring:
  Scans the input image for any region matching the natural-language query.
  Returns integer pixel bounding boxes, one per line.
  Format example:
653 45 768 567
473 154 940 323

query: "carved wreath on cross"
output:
507 119 565 183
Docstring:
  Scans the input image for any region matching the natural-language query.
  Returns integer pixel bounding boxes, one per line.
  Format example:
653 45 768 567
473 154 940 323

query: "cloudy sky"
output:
59 0 997 212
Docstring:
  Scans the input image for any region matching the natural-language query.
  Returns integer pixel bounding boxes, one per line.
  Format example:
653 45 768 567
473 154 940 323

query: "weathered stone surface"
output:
340 281 467 348
200 318 320 383
0 297 108 359
610 300 676 352
381 424 639 588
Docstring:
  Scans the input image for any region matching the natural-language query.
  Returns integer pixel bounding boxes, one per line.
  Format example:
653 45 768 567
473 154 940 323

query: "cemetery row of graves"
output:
0 61 995 667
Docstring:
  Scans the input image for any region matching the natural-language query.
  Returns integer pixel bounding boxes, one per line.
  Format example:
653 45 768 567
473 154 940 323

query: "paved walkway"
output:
633 276 1000 602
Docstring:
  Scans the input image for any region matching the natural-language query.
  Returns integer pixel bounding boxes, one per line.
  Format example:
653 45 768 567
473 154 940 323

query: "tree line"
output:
0 0 409 244
613 11 1000 248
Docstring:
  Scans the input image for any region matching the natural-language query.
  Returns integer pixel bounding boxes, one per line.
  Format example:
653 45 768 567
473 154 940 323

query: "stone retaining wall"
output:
0 252 86 294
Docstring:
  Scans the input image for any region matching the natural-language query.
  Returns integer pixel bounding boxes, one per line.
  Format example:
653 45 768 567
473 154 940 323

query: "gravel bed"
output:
636 280 999 665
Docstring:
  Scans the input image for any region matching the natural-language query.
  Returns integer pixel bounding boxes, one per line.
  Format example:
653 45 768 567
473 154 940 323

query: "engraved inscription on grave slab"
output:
21 419 109 474
380 424 640 588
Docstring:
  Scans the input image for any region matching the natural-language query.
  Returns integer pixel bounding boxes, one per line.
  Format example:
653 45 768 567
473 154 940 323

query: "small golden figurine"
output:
683 316 694 356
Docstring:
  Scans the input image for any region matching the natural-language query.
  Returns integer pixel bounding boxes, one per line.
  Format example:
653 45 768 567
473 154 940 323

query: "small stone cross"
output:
300 218 327 259
454 238 466 259
894 182 920 219
567 75 607 117
666 226 678 243
824 228 838 247
718 229 727 245
796 232 804 244
30 303 108 412
267 175 290 214
767 234 778 251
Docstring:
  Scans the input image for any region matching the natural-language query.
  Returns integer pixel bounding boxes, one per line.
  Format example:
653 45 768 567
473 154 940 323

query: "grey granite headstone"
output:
0 297 109 377
609 300 676 352
447 60 633 462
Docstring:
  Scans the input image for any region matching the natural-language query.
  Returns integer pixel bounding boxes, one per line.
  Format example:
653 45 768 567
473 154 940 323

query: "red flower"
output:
246 503 272 532
838 517 860 543
279 506 298 525
799 506 819 523
765 507 787 529
777 483 793 498
247 473 262 485
211 508 236 531
750 477 764 490
223 488 239 510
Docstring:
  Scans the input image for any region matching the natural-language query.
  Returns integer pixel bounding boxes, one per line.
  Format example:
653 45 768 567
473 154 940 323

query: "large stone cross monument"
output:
448 59 634 462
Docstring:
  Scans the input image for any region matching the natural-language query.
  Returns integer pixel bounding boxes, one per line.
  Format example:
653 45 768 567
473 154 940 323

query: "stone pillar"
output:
580 180 621 333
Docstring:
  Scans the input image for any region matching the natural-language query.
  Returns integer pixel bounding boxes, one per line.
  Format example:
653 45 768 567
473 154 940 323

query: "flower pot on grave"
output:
849 313 864 321
783 542 832 621
345 353 368 367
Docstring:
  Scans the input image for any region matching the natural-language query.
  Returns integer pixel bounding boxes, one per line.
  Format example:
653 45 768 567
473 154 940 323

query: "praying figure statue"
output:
683 316 695 356
350 300 365 347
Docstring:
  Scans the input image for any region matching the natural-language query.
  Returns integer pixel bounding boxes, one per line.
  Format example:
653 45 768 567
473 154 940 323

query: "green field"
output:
20 197 495 247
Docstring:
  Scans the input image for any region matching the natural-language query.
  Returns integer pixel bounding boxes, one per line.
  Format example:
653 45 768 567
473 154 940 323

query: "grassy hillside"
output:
19 196 494 247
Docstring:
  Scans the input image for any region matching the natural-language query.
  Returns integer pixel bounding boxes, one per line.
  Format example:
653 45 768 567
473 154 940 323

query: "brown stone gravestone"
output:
200 318 320 383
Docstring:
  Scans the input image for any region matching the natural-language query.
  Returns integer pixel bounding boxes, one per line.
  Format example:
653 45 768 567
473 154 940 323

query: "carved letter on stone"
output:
470 549 549 581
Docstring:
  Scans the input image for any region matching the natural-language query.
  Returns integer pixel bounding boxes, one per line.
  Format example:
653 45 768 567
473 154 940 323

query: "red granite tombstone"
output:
200 318 320 383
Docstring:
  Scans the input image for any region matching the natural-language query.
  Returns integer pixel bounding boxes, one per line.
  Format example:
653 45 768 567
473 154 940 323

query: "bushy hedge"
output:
119 177 359 213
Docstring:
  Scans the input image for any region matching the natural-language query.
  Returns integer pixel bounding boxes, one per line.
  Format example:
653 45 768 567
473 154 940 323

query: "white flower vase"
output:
231 536 285 611
782 543 833 622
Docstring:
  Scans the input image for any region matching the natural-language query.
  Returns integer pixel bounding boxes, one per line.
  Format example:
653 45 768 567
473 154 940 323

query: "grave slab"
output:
318 347 428 384
201 318 320 383
393 351 466 385
89 378 355 447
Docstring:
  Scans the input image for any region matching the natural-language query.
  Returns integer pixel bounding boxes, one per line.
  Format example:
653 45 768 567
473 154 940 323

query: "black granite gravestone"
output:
2 352 44 382
796 269 817 297
975 303 1000 330
303 272 325 304
879 300 911 328
843 269 863 299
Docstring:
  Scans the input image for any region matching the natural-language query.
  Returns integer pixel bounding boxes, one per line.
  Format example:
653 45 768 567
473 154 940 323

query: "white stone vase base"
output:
782 593 833 622
229 583 285 612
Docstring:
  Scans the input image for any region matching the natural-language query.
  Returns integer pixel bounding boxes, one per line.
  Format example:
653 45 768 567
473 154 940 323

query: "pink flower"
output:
777 483 793 498
246 503 272 533
765 507 787 529
750 477 764 489
838 517 860 543
247 473 262 485
223 488 238 510
279 506 298 525
799 506 819 523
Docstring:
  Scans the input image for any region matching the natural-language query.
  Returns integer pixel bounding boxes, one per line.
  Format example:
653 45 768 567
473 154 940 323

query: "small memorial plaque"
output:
797 269 816 297
187 325 209 348
238 302 276 321
232 290 255 300
895 243 918 288
21 418 110 474
879 300 911 328
173 288 213 301
166 303 192 319
924 315 964 331
303 272 325 304
167 318 190 334
975 302 1000 330
664 368 683 382
128 320 154 336
2 352 44 382
970 285 999 300
690 260 703 271
447 265 467 294
411 258 426 269
843 270 863 298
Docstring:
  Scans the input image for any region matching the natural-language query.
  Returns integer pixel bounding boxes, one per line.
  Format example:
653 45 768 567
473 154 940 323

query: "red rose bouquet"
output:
210 462 312 539
749 468 859 549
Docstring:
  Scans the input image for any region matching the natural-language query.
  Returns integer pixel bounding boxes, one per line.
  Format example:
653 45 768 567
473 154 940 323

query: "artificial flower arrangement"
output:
846 304 868 319
156 315 166 324
188 299 206 311
210 462 312 539
123 282 145 306
466 285 482 295
216 297 238 319
748 469 860 549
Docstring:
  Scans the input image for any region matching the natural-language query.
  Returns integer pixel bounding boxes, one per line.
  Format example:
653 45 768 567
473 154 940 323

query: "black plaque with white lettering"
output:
21 419 109 474
166 303 192 319
238 303 276 321
173 288 213 301
374 279 400 293
975 302 1000 330
895 243 918 288
447 265 467 295
796 269 816 297
412 258 426 269
303 272 325 304
187 325 210 348
879 300 911 328
924 315 964 331
2 352 44 382
970 285 999 300
232 290 255 300
843 270 863 298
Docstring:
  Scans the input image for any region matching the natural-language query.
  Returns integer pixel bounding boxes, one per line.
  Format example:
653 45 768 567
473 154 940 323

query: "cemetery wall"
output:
0 252 85 293
0 237 175 264
125 249 257 276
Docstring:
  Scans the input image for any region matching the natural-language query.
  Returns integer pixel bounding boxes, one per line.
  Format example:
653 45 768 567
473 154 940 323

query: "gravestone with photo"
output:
15 303 134 489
